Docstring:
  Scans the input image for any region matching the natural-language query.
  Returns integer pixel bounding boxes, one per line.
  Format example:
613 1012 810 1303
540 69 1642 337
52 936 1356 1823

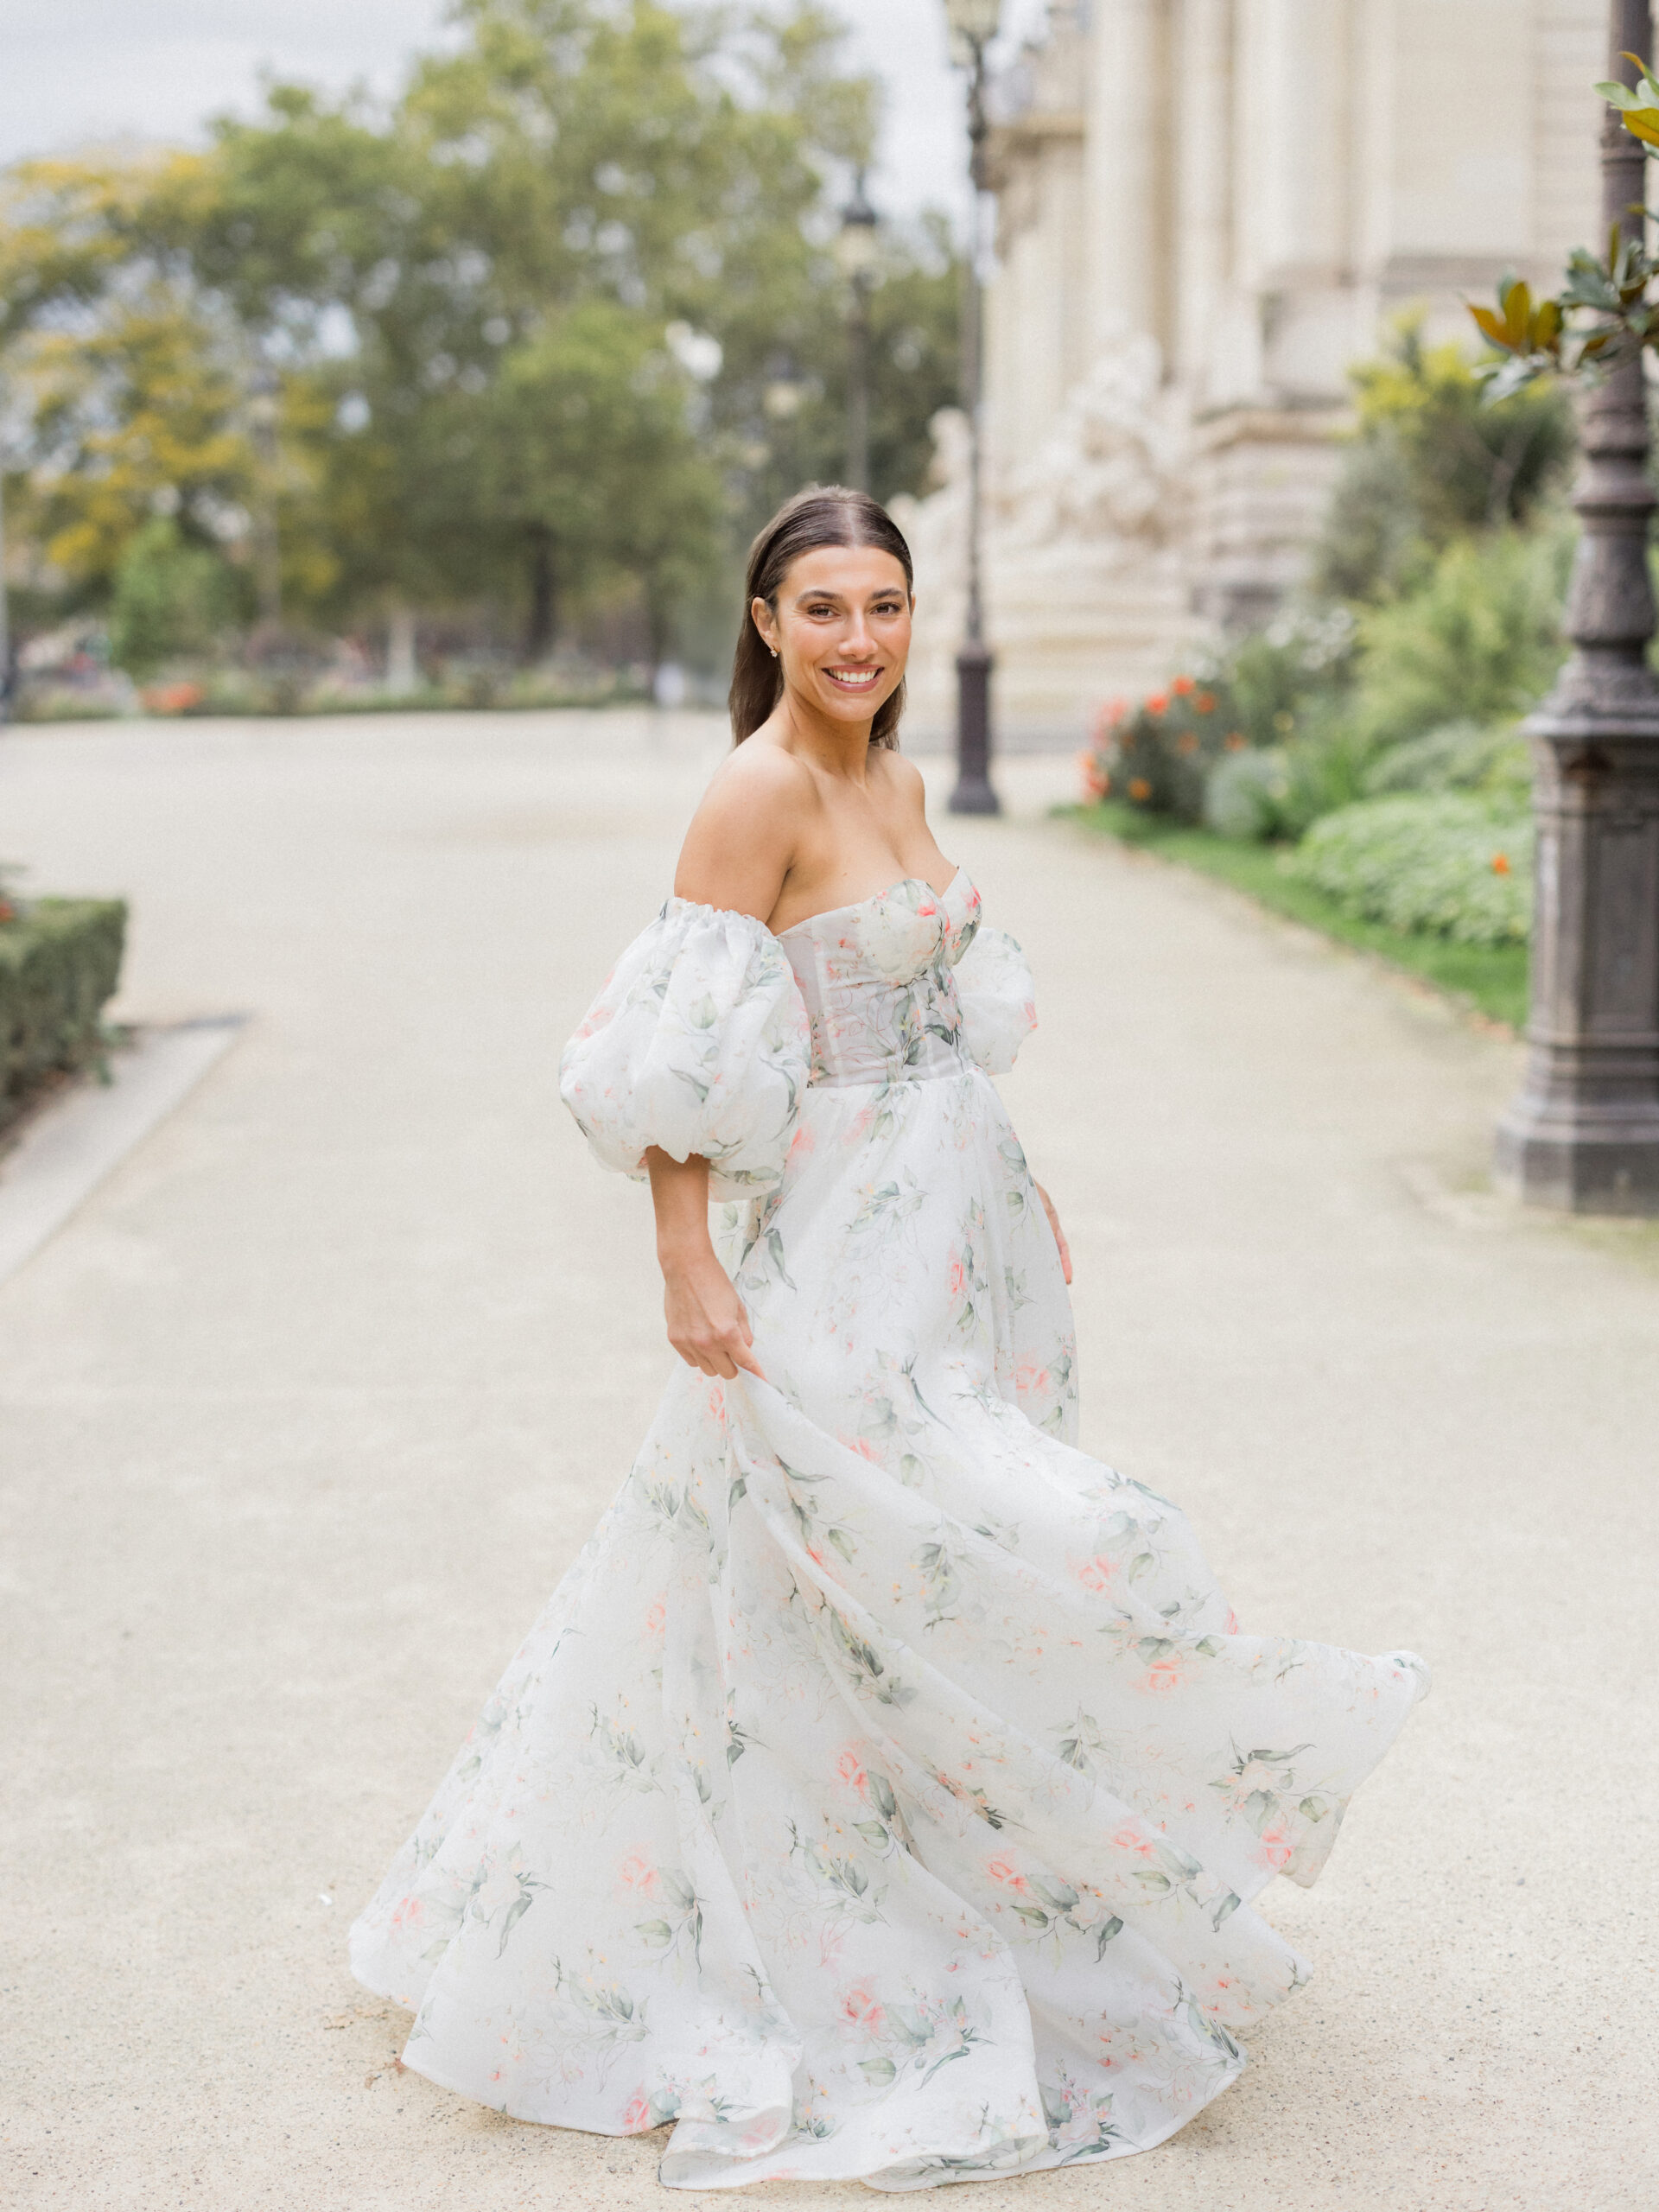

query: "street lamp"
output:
943 0 1000 815
1496 0 1659 1211
835 171 880 494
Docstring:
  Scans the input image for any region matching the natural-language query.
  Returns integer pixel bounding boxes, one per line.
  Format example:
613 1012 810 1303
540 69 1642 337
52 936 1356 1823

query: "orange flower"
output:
840 1983 886 2030
1145 692 1169 716
0 900 14 925
1195 691 1217 713
1171 674 1196 697
1491 852 1511 875
1224 732 1247 752
1128 777 1152 802
622 2091 653 2133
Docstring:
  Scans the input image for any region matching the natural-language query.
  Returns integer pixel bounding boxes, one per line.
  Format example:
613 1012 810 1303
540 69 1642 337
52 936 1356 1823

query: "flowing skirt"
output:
351 1065 1425 2190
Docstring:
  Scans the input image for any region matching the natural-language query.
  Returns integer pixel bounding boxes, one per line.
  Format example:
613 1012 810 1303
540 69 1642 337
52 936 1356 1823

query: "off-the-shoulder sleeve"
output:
558 899 810 1198
953 925 1037 1075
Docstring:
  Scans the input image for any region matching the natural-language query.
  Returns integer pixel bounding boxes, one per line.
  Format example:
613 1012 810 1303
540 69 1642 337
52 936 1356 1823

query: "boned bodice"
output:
777 868 982 1089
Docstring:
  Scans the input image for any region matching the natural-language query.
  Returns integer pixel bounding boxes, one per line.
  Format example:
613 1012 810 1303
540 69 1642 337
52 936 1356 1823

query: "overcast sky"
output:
0 0 1051 226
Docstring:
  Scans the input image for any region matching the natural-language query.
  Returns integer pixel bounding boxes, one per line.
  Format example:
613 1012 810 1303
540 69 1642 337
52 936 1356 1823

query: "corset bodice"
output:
776 868 982 1089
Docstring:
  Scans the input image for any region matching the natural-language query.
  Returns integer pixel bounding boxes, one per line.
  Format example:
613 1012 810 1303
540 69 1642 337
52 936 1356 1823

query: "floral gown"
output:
350 868 1426 2192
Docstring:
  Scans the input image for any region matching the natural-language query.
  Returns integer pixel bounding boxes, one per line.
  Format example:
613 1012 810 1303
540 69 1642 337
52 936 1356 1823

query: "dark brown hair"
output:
728 486 914 748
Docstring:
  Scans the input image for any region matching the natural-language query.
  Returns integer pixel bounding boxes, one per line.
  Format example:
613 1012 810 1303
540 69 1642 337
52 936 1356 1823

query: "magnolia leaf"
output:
1534 296 1562 346
1623 106 1659 146
1502 279 1533 347
1468 303 1509 346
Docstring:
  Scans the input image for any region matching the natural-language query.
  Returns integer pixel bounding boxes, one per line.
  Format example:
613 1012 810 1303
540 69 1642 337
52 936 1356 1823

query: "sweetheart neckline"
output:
772 863 967 940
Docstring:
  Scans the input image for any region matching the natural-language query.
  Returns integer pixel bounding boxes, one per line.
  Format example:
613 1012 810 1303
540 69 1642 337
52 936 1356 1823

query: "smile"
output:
825 668 880 690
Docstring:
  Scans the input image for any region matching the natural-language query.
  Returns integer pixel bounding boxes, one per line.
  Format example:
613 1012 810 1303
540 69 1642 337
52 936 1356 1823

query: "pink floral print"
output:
350 868 1426 2191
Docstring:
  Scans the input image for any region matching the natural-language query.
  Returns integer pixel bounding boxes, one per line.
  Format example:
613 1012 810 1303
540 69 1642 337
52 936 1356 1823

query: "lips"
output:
825 668 880 690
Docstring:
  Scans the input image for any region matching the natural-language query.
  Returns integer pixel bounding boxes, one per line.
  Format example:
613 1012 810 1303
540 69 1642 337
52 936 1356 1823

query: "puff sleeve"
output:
558 900 811 1198
953 925 1037 1075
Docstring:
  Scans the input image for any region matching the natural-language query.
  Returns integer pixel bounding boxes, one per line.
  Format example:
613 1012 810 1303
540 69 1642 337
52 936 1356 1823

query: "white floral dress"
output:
350 868 1426 2192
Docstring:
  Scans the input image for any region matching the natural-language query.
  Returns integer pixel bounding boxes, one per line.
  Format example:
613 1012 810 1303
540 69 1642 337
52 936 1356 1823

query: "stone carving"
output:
995 335 1185 553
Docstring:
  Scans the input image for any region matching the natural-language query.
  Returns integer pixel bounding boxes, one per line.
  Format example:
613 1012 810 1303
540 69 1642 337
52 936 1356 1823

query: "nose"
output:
840 613 876 658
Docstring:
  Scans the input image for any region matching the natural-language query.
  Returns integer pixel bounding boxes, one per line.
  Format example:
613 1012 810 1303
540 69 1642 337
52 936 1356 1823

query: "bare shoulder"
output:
873 748 929 813
674 739 817 918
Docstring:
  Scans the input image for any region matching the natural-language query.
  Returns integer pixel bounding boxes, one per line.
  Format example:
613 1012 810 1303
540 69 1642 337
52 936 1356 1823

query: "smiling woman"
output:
350 484 1426 2193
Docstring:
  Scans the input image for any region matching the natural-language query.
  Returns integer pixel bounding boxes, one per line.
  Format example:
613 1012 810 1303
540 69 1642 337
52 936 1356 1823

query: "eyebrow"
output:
790 586 906 605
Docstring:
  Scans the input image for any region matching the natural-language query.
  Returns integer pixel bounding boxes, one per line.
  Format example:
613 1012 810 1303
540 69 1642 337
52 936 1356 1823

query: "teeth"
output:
830 671 877 685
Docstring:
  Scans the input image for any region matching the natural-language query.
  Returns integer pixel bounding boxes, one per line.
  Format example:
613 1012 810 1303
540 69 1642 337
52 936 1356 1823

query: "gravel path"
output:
3 709 1655 2210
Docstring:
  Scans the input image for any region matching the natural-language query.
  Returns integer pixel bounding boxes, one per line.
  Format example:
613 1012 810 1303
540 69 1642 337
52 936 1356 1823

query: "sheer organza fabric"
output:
351 869 1425 2191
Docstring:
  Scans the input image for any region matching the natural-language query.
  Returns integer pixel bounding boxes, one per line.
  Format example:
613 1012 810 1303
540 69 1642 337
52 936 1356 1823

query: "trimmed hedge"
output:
0 898 129 1128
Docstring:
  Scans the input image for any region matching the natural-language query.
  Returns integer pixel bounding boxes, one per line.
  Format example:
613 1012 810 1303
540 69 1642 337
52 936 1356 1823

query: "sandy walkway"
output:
3 709 1655 2209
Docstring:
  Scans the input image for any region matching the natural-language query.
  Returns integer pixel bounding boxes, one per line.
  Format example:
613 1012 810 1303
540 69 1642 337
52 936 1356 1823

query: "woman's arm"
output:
1035 1182 1073 1285
646 1147 766 1381
648 749 807 1380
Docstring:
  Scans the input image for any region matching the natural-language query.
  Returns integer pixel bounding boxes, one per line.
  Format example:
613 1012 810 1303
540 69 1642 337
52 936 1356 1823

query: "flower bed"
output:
0 898 129 1129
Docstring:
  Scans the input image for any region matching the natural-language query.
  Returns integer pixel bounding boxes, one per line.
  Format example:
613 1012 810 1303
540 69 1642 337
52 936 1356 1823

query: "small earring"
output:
769 646 778 658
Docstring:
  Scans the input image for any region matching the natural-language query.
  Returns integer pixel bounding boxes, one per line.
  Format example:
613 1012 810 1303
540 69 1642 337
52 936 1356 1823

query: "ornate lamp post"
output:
835 173 880 494
944 0 1001 817
1494 0 1659 1211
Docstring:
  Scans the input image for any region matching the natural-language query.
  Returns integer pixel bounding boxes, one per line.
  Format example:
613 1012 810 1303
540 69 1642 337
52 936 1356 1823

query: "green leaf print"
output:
1094 1916 1125 1957
859 2056 898 2087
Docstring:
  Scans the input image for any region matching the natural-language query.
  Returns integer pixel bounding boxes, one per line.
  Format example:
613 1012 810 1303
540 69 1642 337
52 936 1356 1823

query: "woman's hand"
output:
645 1146 765 1382
661 1240 766 1382
1034 1181 1073 1285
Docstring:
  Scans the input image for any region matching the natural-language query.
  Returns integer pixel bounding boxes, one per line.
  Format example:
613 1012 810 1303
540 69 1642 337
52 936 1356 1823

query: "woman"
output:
351 488 1426 2190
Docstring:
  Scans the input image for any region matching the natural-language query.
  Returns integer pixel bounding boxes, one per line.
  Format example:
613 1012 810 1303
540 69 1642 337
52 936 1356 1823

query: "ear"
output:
751 597 780 658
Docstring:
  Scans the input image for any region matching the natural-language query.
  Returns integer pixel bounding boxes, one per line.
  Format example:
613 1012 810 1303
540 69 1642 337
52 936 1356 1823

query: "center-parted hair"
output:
729 486 914 749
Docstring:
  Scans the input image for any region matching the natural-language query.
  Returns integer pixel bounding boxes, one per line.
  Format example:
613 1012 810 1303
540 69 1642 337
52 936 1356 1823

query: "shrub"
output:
1290 794 1532 946
1084 677 1248 823
1360 718 1532 801
1203 746 1293 841
1308 319 1575 604
0 898 129 1128
1349 528 1569 752
109 518 245 680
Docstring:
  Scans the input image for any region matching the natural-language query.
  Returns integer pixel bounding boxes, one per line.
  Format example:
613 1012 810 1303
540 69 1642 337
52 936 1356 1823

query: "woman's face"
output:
753 544 912 727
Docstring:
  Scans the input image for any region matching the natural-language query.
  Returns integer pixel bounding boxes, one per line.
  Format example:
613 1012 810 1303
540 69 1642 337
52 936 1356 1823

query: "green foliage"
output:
108 517 245 677
1309 320 1574 603
1203 747 1292 842
0 0 959 668
1347 528 1569 751
1359 718 1531 802
0 898 128 1128
1291 794 1533 947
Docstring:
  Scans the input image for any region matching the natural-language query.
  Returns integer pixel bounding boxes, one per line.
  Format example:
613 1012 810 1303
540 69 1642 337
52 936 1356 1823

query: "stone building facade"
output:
893 0 1605 745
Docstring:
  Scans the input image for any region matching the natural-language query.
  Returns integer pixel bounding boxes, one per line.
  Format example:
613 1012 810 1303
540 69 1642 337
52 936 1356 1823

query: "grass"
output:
1056 801 1530 1032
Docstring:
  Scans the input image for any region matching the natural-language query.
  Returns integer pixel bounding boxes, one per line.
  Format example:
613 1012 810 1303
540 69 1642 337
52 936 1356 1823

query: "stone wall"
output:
896 0 1604 748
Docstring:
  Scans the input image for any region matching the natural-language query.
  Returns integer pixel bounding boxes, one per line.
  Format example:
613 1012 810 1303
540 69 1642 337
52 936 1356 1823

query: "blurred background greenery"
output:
0 0 962 716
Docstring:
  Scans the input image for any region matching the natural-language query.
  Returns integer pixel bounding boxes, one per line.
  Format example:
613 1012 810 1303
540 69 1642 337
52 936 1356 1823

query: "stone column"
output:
1495 0 1659 1211
1086 0 1171 353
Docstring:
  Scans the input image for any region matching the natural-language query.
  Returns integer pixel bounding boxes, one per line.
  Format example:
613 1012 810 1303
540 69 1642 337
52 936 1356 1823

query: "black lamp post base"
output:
1494 1110 1659 1212
949 643 1000 817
